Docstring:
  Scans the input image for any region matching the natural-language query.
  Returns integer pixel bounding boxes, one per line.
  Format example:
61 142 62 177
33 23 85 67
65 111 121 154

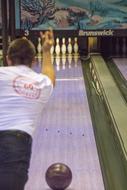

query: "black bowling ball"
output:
45 163 72 190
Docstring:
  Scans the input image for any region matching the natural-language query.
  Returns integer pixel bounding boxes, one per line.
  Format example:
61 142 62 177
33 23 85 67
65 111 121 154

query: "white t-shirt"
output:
0 65 53 137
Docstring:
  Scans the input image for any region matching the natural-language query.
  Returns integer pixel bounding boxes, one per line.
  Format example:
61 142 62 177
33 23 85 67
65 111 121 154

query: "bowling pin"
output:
67 38 72 54
61 38 66 55
74 37 79 54
37 37 42 54
55 38 60 56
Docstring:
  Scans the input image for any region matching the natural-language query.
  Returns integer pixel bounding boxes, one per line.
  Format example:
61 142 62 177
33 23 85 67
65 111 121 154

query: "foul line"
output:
56 77 83 81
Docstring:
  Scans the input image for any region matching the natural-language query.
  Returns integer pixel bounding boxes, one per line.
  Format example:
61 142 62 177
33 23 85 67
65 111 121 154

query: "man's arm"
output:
40 30 55 87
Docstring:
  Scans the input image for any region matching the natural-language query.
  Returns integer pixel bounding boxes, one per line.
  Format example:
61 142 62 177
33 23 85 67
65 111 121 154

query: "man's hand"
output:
40 29 54 53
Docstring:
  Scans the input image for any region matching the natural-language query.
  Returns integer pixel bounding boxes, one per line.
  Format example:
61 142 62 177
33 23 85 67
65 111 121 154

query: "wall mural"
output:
17 0 127 30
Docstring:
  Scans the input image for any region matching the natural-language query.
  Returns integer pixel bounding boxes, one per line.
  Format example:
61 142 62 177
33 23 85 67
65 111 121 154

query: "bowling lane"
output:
25 55 104 190
112 58 127 80
107 57 127 102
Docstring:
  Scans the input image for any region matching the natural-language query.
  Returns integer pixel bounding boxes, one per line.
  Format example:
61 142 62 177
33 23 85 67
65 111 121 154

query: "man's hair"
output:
7 38 36 67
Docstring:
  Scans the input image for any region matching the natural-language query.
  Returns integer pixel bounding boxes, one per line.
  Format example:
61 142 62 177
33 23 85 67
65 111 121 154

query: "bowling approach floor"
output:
25 55 105 190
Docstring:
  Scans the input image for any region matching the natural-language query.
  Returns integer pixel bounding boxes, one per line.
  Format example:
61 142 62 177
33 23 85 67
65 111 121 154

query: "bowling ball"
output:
45 163 72 190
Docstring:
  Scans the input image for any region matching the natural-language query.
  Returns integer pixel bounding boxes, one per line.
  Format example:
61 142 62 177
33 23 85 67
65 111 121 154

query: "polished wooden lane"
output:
113 58 127 80
25 55 104 190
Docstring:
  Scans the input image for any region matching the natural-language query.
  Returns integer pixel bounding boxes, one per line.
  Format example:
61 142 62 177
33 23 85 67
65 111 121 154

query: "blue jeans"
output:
0 130 32 190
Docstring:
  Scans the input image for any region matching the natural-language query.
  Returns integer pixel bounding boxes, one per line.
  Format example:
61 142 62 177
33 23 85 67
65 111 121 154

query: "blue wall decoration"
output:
15 0 127 31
